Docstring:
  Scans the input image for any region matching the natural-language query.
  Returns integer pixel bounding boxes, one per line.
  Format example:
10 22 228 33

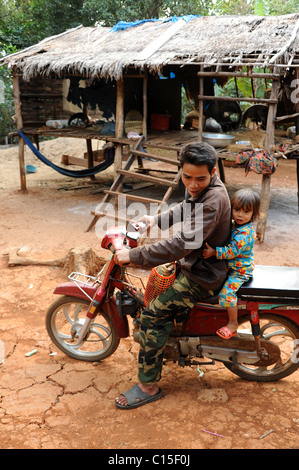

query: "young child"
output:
203 188 260 339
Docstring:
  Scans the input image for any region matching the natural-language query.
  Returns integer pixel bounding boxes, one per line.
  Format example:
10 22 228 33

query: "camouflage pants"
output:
138 272 211 385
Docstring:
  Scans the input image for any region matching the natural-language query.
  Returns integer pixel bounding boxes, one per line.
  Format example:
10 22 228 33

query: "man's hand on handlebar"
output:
114 248 131 266
137 215 155 232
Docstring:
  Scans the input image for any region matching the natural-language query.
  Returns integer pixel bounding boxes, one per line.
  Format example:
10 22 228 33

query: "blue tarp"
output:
109 15 200 32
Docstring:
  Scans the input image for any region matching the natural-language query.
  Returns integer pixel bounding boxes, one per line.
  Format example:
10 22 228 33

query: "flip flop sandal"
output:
115 384 162 410
216 326 237 339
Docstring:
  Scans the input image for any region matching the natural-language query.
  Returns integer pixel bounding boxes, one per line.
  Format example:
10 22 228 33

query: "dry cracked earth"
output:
0 144 299 452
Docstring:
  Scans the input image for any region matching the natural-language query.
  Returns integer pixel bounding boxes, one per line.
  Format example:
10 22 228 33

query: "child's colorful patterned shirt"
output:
215 222 256 276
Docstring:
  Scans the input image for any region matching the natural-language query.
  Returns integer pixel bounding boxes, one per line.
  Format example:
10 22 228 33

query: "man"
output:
114 142 231 409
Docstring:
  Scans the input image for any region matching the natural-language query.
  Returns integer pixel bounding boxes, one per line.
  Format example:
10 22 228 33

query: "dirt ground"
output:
0 136 299 451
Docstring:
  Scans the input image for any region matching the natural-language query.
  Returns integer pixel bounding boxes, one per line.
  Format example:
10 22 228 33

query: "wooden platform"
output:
15 127 200 146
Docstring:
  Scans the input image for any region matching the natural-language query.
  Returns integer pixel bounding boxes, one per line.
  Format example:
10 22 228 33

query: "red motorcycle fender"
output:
259 308 299 325
53 281 98 300
53 282 129 339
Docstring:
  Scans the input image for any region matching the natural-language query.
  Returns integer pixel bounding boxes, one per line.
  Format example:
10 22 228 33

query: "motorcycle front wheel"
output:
224 313 299 382
45 296 120 361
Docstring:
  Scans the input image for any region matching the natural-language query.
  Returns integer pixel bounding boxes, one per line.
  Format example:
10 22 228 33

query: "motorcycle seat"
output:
198 265 299 306
239 265 299 303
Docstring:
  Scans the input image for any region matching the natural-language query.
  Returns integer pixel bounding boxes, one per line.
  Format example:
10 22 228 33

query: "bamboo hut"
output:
2 13 299 239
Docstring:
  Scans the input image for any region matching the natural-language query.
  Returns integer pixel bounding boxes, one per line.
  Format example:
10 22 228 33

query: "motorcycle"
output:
46 222 299 382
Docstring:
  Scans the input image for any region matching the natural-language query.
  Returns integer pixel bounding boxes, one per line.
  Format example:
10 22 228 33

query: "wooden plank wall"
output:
19 77 72 127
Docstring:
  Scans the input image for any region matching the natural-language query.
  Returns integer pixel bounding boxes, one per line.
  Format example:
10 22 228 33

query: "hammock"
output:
18 131 114 178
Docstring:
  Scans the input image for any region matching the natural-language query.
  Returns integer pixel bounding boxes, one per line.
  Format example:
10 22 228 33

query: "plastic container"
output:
150 114 170 131
25 164 37 173
235 141 251 146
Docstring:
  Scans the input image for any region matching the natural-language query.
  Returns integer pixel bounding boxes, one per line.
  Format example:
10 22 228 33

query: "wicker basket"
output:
144 263 176 306
125 110 143 134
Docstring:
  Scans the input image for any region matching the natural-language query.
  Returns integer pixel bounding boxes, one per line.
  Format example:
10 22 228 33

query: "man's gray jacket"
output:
129 174 231 292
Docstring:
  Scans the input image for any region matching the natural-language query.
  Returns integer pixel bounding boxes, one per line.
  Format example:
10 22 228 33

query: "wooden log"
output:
8 247 65 267
8 247 105 276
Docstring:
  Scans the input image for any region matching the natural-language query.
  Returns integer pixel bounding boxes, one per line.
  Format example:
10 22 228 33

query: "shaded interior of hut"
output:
17 64 299 148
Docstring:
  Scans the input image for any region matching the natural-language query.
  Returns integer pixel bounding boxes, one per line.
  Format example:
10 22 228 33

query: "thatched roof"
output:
2 13 299 80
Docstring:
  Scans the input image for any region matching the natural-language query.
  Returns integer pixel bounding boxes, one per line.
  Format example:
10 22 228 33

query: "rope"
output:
18 130 114 178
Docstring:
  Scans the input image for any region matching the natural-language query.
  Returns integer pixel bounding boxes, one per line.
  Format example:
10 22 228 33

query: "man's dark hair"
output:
179 142 218 173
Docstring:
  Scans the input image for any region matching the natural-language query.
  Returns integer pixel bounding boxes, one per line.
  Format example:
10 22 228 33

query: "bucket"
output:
150 114 170 131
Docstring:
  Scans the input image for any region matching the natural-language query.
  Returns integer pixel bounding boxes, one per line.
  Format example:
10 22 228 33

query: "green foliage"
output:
211 0 299 16
1 0 299 51
254 0 270 15
211 0 255 15
260 0 299 16
0 45 17 142
0 0 298 139
80 0 214 27
215 67 272 112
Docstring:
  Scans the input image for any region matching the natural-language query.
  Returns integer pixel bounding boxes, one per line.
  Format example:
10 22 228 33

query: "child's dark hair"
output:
231 189 260 221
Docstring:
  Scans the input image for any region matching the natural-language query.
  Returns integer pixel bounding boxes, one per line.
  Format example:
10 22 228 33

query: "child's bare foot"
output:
226 322 238 334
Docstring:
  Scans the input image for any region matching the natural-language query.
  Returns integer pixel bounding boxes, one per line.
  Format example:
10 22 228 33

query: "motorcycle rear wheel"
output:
45 296 120 361
224 313 299 382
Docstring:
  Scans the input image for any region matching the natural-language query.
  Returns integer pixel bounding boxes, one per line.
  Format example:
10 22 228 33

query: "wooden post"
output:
143 72 148 139
294 68 299 212
13 74 26 192
86 139 95 180
198 66 204 141
294 67 299 144
114 78 125 197
115 78 125 181
256 75 280 241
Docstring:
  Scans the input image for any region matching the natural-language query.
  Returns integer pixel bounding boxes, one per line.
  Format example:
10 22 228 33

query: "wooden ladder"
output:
86 136 182 232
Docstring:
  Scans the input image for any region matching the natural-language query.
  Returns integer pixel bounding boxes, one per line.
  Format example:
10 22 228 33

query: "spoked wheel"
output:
45 296 120 361
224 313 299 382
